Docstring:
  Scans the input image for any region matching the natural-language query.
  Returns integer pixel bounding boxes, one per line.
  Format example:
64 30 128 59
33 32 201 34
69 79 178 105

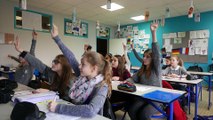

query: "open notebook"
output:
12 91 59 104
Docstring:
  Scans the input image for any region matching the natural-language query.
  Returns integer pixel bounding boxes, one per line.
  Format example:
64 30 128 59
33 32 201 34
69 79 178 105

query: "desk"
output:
0 69 15 80
187 71 213 110
0 83 109 120
163 77 202 120
112 81 185 120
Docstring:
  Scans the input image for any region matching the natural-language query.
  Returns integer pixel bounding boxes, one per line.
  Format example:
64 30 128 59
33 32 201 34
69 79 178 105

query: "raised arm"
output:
131 43 143 62
8 54 20 63
29 30 37 56
123 43 131 71
51 24 80 76
150 22 161 77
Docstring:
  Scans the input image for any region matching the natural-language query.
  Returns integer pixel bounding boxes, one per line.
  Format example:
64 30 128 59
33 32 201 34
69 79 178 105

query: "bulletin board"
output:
96 26 110 39
64 18 88 38
163 29 209 63
0 32 14 44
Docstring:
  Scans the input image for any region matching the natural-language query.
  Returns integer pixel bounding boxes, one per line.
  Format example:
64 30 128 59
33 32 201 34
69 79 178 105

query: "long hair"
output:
114 55 126 81
137 49 153 79
83 51 112 97
51 54 74 98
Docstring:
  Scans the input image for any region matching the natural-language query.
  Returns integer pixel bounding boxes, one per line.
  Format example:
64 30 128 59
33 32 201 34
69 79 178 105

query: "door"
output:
97 38 108 57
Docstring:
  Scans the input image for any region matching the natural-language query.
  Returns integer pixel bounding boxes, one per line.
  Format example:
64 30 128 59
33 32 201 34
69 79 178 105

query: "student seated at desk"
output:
16 38 77 101
125 22 162 120
9 30 37 85
162 55 188 79
111 55 131 81
162 56 171 70
46 24 112 118
162 55 189 111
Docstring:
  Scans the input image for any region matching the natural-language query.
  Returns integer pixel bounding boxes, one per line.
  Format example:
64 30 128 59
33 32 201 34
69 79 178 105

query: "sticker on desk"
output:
142 90 182 103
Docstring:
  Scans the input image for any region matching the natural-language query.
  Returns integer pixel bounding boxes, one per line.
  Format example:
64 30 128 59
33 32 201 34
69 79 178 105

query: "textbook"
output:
12 90 59 104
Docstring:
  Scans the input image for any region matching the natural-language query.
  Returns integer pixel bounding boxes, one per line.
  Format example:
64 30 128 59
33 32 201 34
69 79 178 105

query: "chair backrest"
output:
103 97 116 120
187 64 203 79
208 64 213 72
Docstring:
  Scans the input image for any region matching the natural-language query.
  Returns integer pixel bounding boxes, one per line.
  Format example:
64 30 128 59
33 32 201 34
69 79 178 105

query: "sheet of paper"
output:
46 112 80 120
164 39 170 45
178 32 186 38
136 86 151 92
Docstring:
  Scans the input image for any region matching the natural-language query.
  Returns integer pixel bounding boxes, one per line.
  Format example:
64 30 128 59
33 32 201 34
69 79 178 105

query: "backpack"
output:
187 64 203 79
0 79 17 103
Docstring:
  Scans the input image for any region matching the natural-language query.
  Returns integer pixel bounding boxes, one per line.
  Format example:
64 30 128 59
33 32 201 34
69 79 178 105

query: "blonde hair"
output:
83 51 112 97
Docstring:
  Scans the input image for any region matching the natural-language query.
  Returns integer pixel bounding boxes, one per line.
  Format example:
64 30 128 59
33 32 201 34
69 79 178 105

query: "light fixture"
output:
117 21 120 32
16 16 22 20
165 7 170 18
144 11 149 21
107 0 111 9
131 15 145 21
96 20 100 29
19 0 27 10
188 0 194 18
101 3 124 11
72 8 76 23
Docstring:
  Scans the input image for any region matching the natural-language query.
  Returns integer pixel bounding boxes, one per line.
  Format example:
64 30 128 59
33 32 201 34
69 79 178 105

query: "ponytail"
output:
101 59 112 97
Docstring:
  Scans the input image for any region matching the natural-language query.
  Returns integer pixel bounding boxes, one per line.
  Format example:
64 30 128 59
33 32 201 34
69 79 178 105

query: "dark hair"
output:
83 51 112 97
161 47 166 52
87 45 92 51
137 49 153 78
51 54 75 98
114 55 126 81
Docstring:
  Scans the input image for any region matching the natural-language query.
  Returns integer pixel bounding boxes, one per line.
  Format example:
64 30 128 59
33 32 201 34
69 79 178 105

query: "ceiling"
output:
9 0 213 26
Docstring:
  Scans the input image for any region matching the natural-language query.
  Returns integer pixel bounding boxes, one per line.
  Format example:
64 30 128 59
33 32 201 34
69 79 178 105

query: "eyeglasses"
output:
52 59 60 64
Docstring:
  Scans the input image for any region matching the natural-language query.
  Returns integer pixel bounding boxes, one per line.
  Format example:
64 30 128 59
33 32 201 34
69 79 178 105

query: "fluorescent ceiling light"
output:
131 15 145 21
101 3 124 11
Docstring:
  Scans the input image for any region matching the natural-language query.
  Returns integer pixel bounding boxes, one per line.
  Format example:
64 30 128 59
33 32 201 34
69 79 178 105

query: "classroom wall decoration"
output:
14 7 52 32
64 18 88 38
96 26 110 39
163 29 209 63
117 25 150 54
0 33 14 44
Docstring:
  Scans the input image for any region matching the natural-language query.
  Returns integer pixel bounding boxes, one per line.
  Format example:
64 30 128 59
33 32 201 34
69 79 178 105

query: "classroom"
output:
0 0 213 120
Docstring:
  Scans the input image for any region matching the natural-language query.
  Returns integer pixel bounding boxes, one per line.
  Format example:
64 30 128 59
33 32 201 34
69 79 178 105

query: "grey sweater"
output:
127 42 162 87
14 39 36 85
55 83 108 117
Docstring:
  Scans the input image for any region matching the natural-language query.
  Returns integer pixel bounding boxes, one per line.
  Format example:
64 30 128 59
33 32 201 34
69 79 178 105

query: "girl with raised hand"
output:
126 22 162 120
16 38 75 101
48 51 112 117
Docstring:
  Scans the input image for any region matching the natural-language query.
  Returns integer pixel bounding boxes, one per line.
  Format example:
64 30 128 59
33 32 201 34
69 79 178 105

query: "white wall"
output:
0 0 115 67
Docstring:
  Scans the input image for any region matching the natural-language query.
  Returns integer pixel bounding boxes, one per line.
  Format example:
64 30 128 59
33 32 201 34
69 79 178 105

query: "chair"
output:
103 97 116 120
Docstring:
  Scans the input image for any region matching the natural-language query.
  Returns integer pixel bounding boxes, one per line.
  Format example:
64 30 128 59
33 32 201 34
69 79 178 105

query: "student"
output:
16 38 76 101
9 31 37 85
122 43 131 72
111 54 131 81
105 53 113 63
126 23 162 120
162 56 171 70
83 44 92 55
162 55 188 78
47 45 111 117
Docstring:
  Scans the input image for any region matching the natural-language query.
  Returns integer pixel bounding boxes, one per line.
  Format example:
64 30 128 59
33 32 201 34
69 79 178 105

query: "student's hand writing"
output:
14 36 23 53
32 29 38 40
51 24 59 38
48 101 57 112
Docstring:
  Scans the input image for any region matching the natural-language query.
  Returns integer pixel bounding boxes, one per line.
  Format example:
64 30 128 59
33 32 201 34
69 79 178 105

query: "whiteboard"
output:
109 38 126 55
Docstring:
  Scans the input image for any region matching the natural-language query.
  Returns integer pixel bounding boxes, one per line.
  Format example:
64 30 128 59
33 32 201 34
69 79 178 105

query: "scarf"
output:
69 74 104 104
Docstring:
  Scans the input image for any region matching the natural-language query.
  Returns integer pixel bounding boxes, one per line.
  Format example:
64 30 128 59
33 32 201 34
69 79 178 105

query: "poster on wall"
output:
97 26 110 39
64 18 88 38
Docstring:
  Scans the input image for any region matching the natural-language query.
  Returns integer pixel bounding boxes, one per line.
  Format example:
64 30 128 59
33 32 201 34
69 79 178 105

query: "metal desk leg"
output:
169 103 173 120
208 75 212 110
194 84 198 120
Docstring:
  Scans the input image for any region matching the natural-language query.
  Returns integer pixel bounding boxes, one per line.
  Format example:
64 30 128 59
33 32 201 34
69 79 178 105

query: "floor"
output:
115 87 213 120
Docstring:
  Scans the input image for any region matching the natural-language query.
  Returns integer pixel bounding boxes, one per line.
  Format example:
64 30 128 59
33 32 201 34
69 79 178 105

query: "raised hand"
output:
150 22 158 32
122 42 127 51
84 44 88 51
32 29 38 40
51 24 59 38
14 36 23 53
